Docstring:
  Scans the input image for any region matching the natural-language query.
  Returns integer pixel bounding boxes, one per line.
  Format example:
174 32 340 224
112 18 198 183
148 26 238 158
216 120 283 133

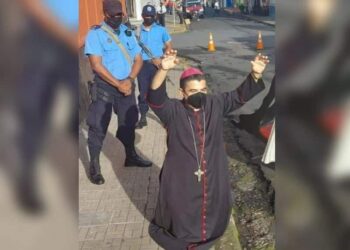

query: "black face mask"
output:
186 92 207 109
106 16 123 30
143 17 155 26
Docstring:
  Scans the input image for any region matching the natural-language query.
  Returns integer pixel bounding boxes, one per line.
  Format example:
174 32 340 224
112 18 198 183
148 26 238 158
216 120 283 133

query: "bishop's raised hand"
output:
161 49 180 70
251 53 269 79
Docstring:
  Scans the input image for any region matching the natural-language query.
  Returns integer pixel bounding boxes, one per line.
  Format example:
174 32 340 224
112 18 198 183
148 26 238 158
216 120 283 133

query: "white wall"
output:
133 0 153 20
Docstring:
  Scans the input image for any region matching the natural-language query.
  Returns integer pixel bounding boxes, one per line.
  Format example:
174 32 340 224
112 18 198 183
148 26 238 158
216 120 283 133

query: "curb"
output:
165 13 191 34
169 27 189 35
165 21 189 35
214 214 243 250
222 9 275 27
242 15 276 27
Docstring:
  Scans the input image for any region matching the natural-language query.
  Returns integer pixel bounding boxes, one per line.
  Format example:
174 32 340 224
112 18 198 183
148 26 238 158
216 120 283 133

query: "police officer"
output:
136 4 172 129
156 0 168 27
85 0 152 185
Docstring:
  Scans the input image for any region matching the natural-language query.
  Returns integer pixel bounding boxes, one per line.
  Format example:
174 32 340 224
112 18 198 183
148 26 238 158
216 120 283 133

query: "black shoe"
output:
90 173 105 185
89 157 105 185
136 115 147 129
125 154 152 168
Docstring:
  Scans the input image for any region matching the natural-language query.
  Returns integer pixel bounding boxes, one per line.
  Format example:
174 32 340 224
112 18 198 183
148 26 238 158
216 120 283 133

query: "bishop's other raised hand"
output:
251 53 269 80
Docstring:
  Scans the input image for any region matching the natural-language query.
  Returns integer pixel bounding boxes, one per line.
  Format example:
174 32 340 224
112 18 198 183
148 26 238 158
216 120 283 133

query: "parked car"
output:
182 0 204 19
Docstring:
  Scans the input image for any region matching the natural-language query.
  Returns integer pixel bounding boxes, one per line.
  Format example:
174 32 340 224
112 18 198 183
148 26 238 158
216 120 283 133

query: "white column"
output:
135 0 143 20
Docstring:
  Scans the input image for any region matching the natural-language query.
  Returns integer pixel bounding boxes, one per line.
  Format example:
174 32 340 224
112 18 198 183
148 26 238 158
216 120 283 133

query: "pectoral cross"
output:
194 169 204 182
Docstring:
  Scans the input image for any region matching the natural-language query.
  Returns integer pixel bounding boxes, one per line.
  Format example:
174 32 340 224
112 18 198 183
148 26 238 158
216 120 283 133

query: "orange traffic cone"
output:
208 32 216 52
256 31 264 50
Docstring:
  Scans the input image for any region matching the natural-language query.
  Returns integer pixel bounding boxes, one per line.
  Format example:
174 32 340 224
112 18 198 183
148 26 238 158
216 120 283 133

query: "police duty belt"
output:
88 81 115 103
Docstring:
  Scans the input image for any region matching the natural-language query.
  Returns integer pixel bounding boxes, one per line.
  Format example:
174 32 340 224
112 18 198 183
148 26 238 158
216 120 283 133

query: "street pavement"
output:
173 8 275 117
222 8 276 27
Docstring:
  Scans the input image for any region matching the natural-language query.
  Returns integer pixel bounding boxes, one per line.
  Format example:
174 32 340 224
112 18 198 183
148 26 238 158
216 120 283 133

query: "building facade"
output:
128 0 165 20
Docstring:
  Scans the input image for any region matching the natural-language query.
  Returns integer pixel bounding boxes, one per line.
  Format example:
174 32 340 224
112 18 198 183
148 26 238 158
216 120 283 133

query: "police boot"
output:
89 154 105 185
136 114 147 129
125 147 152 167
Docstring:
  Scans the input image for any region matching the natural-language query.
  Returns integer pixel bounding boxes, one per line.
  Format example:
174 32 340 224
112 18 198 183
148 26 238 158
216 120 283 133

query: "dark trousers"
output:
137 61 158 116
86 83 138 160
157 13 166 27
166 6 173 14
18 22 78 174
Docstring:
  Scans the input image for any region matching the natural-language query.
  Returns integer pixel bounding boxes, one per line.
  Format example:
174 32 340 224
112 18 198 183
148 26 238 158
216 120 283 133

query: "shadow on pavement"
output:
79 123 161 223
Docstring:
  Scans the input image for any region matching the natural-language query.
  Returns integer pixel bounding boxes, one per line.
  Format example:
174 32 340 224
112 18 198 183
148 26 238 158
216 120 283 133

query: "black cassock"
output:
147 74 265 250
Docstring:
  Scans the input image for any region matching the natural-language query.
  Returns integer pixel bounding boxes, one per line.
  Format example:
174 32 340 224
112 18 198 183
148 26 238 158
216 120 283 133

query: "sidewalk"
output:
242 14 275 27
78 63 183 250
79 59 242 249
78 88 173 249
165 14 188 34
223 8 275 27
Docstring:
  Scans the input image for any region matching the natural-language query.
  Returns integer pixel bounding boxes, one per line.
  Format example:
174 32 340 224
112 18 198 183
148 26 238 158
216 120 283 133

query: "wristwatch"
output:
127 76 135 81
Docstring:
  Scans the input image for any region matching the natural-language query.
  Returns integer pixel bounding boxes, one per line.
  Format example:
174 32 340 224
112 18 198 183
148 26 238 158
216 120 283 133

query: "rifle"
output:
125 17 156 60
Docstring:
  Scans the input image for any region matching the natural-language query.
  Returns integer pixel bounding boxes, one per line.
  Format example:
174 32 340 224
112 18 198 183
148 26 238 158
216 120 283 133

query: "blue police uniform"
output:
137 22 171 118
85 23 142 159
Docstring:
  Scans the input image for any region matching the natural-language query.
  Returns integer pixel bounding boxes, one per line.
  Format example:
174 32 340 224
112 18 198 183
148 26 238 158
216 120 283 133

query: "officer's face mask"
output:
143 16 156 26
105 13 123 30
184 91 207 109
